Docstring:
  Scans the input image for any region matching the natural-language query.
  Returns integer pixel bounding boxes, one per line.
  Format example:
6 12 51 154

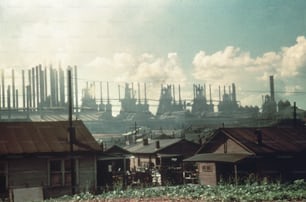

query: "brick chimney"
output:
156 140 160 149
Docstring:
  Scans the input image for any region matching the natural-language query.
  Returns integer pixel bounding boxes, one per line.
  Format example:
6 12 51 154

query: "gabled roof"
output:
124 138 194 154
104 145 131 155
199 127 306 155
0 120 102 155
184 153 252 163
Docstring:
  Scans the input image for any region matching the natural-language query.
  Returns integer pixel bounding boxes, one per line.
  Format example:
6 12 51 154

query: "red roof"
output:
0 121 101 155
216 127 306 154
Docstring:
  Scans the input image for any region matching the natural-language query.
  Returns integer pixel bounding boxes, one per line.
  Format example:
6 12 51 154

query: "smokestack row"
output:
0 65 78 113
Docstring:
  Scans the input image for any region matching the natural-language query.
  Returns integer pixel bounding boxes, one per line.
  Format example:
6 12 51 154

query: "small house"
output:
184 127 306 185
0 120 102 200
124 138 200 185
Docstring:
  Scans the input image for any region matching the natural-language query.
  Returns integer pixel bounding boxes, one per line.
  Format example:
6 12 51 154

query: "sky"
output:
1 0 306 113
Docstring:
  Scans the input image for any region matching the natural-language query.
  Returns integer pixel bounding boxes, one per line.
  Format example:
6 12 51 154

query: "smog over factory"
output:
1 1 306 132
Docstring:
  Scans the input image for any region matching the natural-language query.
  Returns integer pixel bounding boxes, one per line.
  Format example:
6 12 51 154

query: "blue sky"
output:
1 0 306 112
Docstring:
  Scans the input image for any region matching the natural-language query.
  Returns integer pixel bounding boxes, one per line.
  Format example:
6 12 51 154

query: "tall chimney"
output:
144 83 147 104
36 66 39 109
28 69 32 108
32 67 36 109
7 86 11 118
39 65 45 106
59 67 65 106
22 70 25 110
204 84 206 99
155 140 160 149
44 66 47 102
232 83 236 102
138 82 141 104
173 84 176 103
1 70 5 108
209 84 212 104
178 84 182 105
118 84 121 100
269 75 275 102
12 69 15 109
107 81 110 104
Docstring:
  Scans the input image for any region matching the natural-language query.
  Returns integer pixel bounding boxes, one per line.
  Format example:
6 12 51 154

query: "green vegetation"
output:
45 179 306 201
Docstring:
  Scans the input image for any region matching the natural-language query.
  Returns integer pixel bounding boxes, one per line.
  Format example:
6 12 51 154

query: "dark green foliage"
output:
45 179 306 201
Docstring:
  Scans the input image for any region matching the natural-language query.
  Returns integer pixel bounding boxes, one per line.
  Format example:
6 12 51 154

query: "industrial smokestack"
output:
173 84 176 103
36 66 39 109
39 65 45 107
218 85 221 102
209 84 212 104
178 84 182 105
28 69 32 108
100 82 103 104
1 70 5 108
232 83 236 102
138 82 141 104
107 81 110 104
32 67 36 109
44 66 47 102
7 85 11 118
193 84 195 99
118 84 121 100
12 69 15 109
204 84 206 99
59 67 65 106
144 83 147 104
269 75 275 102
22 70 25 110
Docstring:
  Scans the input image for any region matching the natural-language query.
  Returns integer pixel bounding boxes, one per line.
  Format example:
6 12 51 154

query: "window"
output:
202 165 212 172
49 159 78 187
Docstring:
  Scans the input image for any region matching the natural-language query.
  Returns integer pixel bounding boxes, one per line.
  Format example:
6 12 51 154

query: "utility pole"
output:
68 68 76 195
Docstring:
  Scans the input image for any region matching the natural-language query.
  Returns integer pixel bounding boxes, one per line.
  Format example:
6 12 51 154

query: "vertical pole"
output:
293 101 297 127
68 68 76 195
234 164 238 186
74 65 78 115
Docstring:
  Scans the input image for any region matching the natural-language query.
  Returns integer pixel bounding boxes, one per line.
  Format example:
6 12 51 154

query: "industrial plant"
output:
0 65 304 133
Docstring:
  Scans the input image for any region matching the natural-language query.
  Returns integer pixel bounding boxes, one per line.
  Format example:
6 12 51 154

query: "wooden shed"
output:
184 126 306 185
0 120 102 200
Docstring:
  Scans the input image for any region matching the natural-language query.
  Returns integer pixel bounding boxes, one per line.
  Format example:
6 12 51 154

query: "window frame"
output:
48 159 79 187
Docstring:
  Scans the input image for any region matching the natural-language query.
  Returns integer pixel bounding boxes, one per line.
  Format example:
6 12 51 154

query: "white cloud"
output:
192 36 306 107
81 52 186 83
280 36 306 77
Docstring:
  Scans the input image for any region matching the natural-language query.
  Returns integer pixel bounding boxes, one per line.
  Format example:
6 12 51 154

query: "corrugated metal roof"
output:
184 153 252 163
0 120 101 155
220 127 306 154
124 138 183 154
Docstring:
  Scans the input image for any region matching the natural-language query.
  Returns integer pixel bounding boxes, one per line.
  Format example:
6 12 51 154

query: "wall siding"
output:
8 158 48 188
78 156 96 192
214 138 251 154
